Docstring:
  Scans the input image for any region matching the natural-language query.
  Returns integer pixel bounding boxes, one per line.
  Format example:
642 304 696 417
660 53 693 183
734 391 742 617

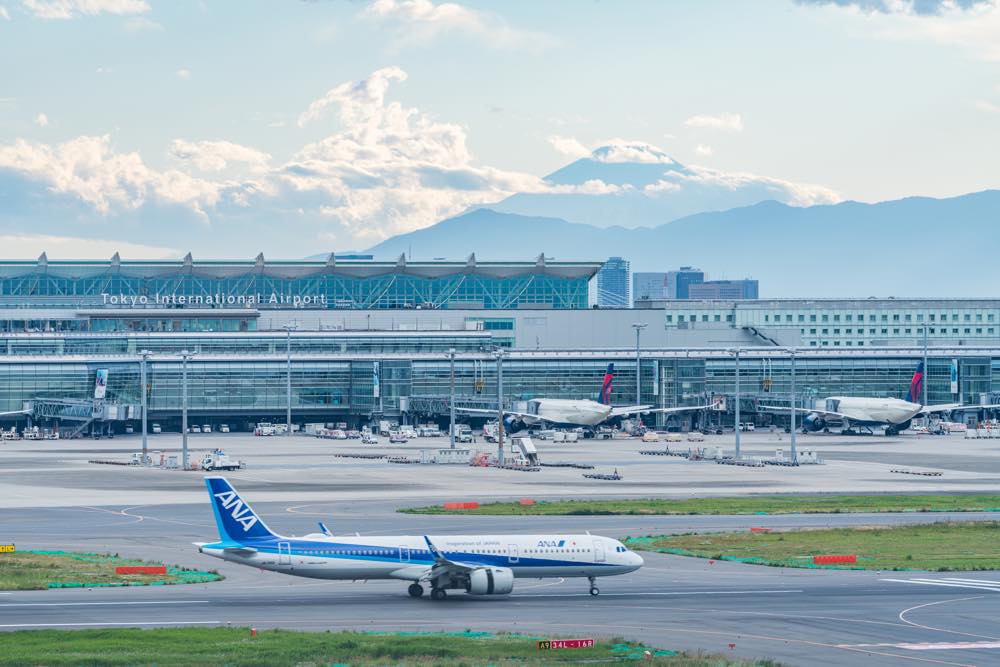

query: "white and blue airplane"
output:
196 477 643 600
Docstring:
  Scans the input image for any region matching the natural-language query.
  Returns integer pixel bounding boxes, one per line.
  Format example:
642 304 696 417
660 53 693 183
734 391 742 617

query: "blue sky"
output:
0 0 998 258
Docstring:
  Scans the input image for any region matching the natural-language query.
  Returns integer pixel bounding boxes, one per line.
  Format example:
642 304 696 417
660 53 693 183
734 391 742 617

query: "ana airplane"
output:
762 362 1000 435
459 363 717 429
197 477 643 600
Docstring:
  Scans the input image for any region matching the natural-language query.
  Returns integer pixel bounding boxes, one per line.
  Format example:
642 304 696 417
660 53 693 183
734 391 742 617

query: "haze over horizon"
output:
1 0 999 262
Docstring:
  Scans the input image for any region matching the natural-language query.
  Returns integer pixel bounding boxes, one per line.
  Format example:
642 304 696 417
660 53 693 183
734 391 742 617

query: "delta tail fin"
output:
600 363 614 405
906 362 924 404
205 477 277 543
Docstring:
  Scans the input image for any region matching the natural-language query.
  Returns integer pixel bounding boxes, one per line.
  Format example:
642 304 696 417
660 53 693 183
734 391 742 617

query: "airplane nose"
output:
629 551 644 568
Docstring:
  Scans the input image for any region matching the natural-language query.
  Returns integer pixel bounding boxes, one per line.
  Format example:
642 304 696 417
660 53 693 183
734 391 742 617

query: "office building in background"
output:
597 257 630 307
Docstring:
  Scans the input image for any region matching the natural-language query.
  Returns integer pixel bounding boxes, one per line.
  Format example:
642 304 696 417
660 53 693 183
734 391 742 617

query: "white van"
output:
151 423 162 434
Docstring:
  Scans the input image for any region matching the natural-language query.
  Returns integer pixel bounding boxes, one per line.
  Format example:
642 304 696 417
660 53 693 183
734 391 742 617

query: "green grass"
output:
0 550 222 590
401 494 1000 516
0 628 784 666
626 521 1000 571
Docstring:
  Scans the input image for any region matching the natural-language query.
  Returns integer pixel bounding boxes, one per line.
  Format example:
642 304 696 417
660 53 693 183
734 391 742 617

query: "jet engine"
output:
466 567 515 595
802 413 826 432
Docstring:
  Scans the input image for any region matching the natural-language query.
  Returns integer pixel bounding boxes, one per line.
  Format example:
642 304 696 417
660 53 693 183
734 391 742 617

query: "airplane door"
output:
593 540 606 563
399 546 410 562
278 542 291 565
507 544 519 564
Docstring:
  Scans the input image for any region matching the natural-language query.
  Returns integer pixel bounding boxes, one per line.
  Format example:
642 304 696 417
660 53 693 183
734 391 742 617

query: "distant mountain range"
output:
367 190 1000 298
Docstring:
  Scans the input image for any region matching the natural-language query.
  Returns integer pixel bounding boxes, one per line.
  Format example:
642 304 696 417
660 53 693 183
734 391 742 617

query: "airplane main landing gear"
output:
588 576 600 596
430 588 448 601
407 583 424 598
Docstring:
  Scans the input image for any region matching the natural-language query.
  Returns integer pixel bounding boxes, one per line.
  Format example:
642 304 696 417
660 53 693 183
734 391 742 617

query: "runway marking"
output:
898 596 999 641
845 641 1000 651
883 578 1000 593
0 621 219 629
513 589 803 598
0 600 209 607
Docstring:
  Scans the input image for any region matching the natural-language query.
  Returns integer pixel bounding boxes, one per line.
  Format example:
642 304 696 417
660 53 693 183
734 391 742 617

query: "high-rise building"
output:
632 272 670 305
597 257 630 307
687 279 759 300
666 267 705 299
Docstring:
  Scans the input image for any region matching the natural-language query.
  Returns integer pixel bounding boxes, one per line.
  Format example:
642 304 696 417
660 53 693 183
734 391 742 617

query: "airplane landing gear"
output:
430 588 448 601
408 583 424 598
588 576 600 596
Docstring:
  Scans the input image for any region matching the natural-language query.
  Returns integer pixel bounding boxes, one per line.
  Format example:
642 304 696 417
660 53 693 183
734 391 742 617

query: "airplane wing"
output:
423 535 478 574
757 405 855 421
920 403 1000 415
608 403 717 418
454 407 536 420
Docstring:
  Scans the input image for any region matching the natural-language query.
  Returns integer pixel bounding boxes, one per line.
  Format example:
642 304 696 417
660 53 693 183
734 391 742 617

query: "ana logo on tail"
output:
600 363 614 405
213 490 259 532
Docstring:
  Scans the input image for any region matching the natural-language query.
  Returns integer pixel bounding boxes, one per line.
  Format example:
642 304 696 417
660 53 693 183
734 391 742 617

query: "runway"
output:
3 501 1000 666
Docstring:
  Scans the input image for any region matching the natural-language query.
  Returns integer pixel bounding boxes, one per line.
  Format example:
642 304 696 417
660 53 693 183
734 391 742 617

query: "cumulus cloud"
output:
0 233 174 258
669 165 841 207
547 135 590 159
21 0 149 20
976 99 1000 113
169 139 271 172
0 6 10 20
799 0 1000 62
591 141 676 164
684 112 744 132
176 68 191 79
34 113 49 127
0 67 548 246
695 144 714 156
362 0 552 51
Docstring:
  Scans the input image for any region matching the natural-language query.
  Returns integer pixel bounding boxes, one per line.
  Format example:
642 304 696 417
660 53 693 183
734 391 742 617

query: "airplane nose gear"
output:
588 576 600 596
407 583 424 598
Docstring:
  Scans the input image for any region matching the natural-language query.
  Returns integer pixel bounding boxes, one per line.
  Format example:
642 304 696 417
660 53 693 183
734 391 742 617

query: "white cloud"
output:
695 144 714 156
547 135 590 159
176 68 191 80
801 0 1000 62
976 99 1000 113
362 0 552 51
0 233 174 259
0 134 223 215
0 68 547 245
0 6 10 20
669 165 841 207
592 140 676 164
21 0 149 20
684 112 744 132
169 139 271 172
34 112 49 127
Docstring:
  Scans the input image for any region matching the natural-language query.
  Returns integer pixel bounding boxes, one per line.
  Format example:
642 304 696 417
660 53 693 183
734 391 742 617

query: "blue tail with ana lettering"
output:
205 477 277 542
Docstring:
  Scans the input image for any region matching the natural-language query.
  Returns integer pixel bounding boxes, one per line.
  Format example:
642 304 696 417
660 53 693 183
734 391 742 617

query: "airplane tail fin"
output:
205 477 277 543
600 363 614 405
906 362 924 404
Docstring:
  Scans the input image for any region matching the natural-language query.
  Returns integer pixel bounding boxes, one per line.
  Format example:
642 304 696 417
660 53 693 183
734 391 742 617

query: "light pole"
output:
139 349 151 464
789 347 798 465
732 347 741 459
180 349 193 470
922 325 929 409
448 348 457 449
493 348 505 466
283 324 298 437
632 323 647 423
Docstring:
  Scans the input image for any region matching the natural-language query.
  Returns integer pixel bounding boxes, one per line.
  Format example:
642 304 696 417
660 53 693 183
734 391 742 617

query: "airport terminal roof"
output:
0 253 603 280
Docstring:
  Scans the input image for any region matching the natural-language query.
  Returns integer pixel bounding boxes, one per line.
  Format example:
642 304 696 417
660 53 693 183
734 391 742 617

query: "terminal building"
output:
1 254 999 434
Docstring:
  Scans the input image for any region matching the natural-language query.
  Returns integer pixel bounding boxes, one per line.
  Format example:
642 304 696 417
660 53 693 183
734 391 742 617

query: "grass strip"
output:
400 494 1000 516
0 628 783 666
0 550 222 591
626 521 1000 571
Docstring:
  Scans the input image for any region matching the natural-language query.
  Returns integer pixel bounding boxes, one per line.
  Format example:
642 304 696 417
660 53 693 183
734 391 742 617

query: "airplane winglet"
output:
423 535 444 561
318 521 332 536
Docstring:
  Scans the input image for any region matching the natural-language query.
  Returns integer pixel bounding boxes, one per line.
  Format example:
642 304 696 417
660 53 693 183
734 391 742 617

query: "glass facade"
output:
0 260 598 310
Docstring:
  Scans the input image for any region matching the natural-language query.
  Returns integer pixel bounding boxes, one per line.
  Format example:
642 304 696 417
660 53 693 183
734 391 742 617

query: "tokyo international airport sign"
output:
101 292 328 308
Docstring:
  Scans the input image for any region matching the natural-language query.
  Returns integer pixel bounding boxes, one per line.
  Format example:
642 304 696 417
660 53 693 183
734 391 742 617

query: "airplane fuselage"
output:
200 533 641 581
521 399 614 427
819 396 923 426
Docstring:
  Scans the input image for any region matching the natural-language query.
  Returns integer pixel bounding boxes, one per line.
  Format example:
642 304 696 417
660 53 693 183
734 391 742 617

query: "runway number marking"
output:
537 639 594 650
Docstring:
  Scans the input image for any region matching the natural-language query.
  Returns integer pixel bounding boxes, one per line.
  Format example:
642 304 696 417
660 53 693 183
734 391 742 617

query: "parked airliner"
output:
762 362 1000 435
459 363 717 428
197 477 643 600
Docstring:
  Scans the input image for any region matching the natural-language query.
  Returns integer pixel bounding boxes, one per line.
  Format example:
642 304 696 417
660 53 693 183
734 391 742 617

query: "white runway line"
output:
882 578 1000 593
0 600 209 607
513 589 803 598
0 621 219 629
